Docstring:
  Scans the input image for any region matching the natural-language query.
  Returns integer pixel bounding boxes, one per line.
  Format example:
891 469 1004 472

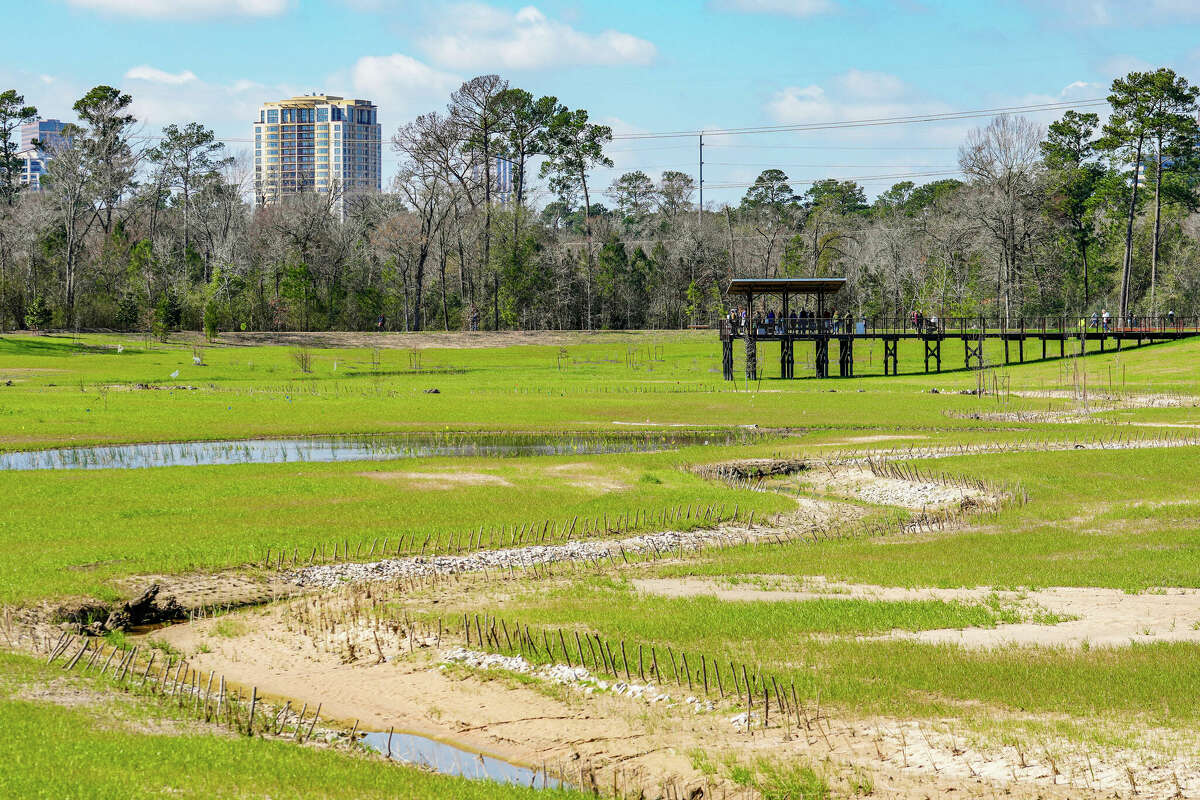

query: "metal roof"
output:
727 277 847 295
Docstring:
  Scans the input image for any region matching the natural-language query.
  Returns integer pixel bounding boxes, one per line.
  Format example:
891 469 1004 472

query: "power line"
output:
611 98 1108 140
701 169 962 190
704 162 960 169
707 143 960 151
125 97 1107 148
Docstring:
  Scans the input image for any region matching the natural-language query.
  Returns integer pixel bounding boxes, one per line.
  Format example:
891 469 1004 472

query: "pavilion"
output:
720 277 849 380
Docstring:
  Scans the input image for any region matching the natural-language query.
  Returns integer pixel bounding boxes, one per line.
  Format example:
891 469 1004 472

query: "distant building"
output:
472 155 515 206
15 118 67 191
253 94 381 219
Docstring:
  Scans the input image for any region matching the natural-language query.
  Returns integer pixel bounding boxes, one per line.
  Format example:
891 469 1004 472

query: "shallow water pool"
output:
0 430 758 471
359 728 562 788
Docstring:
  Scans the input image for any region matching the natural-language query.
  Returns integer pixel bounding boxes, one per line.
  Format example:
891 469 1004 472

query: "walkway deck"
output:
719 317 1200 379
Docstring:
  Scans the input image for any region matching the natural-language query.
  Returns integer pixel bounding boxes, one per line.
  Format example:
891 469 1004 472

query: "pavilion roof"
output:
727 277 847 295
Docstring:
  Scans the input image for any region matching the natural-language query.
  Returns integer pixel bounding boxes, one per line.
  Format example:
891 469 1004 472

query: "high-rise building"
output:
15 118 67 191
253 94 381 218
470 155 515 206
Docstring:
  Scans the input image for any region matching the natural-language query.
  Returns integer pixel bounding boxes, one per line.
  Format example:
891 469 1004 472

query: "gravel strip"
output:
287 525 787 590
441 647 714 713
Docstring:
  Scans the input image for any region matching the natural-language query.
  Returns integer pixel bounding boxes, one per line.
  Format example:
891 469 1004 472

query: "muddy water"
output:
359 729 563 789
0 430 759 471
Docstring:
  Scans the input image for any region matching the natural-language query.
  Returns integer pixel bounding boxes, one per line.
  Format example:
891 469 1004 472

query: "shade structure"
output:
727 277 846 296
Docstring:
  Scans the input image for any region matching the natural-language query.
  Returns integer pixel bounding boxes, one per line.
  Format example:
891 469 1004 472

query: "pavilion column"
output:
744 291 757 380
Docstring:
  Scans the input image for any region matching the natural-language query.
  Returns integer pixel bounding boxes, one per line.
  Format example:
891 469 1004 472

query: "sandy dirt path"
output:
148 600 1200 800
633 577 1200 648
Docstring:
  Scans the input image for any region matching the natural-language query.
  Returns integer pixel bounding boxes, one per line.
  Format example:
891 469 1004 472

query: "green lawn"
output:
668 445 1200 592
0 651 587 800
4 329 1200 778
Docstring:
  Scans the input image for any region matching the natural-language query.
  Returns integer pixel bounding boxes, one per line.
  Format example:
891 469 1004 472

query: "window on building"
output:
267 110 279 123
317 108 329 122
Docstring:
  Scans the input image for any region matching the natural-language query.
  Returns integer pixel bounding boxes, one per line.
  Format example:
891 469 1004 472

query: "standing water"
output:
0 430 761 471
358 729 563 789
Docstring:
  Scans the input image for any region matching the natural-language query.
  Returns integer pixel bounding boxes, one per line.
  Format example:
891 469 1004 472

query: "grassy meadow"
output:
3 328 1200 794
0 651 588 800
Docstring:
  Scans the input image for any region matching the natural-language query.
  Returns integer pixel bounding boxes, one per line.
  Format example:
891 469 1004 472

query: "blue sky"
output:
8 0 1200 204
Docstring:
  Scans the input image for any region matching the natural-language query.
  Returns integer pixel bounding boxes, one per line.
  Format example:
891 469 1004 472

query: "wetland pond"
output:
0 430 762 471
359 729 563 789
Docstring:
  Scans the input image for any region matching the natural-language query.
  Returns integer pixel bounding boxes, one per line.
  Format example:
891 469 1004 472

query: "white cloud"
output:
763 71 969 152
834 69 907 100
125 65 199 85
63 0 288 18
121 72 283 153
766 72 950 128
345 54 461 119
709 0 837 17
1098 54 1155 77
1025 0 1200 26
421 4 657 70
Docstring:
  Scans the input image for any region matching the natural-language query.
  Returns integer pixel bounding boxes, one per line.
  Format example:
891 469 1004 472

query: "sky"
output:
7 0 1200 206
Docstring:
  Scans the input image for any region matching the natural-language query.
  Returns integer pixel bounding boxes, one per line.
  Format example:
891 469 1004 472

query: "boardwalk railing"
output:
720 315 1200 339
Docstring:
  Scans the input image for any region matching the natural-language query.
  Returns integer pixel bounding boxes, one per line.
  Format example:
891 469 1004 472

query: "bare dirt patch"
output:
151 600 1200 799
15 680 108 708
541 462 631 492
360 471 513 489
112 573 301 612
632 576 1200 649
834 434 929 444
802 467 990 510
199 329 672 351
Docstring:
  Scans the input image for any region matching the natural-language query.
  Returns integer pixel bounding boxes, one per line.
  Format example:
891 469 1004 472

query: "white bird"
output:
116 344 124 354
170 370 179 378
192 355 202 366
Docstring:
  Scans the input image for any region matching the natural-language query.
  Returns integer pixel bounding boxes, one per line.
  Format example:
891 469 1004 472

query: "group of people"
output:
910 311 942 334
1087 309 1177 332
727 307 860 336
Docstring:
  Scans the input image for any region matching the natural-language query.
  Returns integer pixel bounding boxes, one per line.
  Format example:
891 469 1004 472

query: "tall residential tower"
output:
253 94 381 218
16 118 67 191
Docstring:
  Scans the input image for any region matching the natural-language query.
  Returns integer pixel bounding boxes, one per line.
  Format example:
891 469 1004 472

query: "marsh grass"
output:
0 651 588 800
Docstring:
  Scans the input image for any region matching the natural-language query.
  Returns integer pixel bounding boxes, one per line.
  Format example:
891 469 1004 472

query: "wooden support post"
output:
1004 338 1010 364
814 336 829 379
722 339 733 381
838 336 853 377
923 337 941 374
744 291 757 380
964 336 983 370
884 337 898 376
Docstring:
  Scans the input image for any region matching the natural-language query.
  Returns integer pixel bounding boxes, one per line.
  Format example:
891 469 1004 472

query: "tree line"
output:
0 67 1197 335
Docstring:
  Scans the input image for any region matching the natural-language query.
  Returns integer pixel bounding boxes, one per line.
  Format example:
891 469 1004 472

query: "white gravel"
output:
441 647 714 713
287 525 786 590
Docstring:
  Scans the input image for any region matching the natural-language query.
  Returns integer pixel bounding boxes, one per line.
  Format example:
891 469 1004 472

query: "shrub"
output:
203 299 220 341
292 346 313 373
24 295 51 332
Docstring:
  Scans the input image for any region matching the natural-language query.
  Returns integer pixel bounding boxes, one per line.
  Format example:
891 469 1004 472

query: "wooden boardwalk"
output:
719 316 1200 380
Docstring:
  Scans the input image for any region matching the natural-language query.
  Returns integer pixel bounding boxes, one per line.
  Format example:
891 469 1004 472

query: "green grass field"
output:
0 651 587 800
3 328 1200 796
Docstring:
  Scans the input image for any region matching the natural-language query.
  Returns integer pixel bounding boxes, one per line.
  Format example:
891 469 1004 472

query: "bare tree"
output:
42 127 95 326
959 115 1044 323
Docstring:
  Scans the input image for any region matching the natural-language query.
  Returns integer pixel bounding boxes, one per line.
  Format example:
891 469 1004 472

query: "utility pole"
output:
698 132 704 230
